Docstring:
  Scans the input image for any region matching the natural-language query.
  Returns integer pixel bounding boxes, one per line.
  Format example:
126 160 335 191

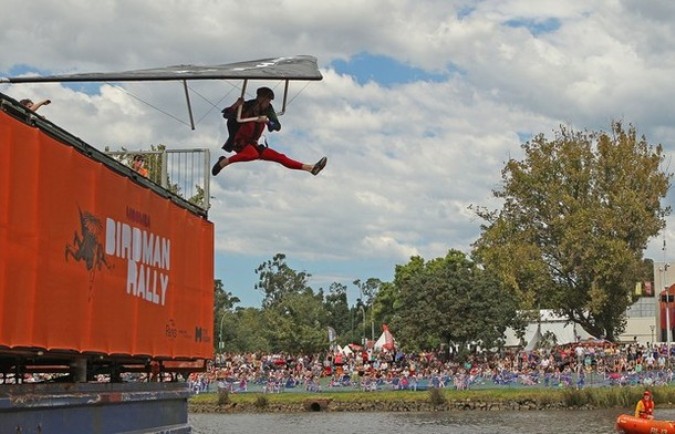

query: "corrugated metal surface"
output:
0 93 214 360
0 382 191 433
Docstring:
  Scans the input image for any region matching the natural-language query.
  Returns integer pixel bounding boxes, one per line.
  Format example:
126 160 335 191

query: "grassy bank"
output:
189 385 675 413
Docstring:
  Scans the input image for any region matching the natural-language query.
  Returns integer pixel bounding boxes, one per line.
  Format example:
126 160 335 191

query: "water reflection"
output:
189 407 657 434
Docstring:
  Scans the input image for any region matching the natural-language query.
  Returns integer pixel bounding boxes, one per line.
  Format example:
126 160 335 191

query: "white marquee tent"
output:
503 310 593 349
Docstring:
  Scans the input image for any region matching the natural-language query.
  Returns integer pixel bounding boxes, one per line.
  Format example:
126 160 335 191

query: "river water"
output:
189 407 675 434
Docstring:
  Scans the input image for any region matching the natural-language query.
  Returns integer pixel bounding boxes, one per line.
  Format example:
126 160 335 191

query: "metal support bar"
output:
240 79 248 99
160 148 168 189
182 80 195 130
236 79 257 122
236 78 288 120
72 358 87 382
203 148 210 210
277 79 289 116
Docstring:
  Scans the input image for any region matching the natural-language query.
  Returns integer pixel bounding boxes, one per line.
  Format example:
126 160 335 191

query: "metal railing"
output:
107 148 211 211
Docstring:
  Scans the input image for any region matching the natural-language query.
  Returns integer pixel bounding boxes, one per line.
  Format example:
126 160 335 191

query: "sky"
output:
3 0 675 307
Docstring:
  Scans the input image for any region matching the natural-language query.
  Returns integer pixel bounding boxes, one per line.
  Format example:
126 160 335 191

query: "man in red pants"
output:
211 87 327 177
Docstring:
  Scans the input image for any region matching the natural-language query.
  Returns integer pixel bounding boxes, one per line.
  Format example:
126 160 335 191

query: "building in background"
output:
618 261 675 344
506 261 673 347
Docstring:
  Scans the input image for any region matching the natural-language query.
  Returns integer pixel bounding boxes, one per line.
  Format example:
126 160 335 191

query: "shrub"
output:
254 395 269 409
561 388 585 407
428 388 447 406
217 388 231 406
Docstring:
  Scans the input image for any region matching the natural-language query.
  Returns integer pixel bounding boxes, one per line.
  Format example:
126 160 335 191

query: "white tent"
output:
373 325 396 352
524 323 542 351
339 344 353 356
504 310 592 348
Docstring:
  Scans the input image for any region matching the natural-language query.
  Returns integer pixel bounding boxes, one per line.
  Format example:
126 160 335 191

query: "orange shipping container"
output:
0 103 214 360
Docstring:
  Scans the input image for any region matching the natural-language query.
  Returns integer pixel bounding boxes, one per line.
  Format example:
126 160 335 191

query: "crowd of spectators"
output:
5 340 674 392
186 341 675 394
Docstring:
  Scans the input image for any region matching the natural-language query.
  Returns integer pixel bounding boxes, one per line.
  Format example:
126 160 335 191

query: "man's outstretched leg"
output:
258 148 328 175
212 146 328 177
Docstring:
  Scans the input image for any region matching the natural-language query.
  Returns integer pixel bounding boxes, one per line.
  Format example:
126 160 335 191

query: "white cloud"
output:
3 0 675 301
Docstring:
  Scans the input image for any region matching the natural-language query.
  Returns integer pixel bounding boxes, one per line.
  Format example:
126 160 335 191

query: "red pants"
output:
229 144 303 170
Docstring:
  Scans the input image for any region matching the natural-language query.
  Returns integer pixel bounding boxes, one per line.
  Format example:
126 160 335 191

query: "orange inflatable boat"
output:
616 414 675 433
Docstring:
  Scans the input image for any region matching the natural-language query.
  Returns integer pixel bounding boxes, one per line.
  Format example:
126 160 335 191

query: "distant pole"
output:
666 267 671 346
664 236 670 346
218 314 227 352
358 287 366 346
371 314 375 342
360 305 366 346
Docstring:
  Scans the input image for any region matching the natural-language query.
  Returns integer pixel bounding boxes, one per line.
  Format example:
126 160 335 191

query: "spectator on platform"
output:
132 155 149 177
20 98 51 112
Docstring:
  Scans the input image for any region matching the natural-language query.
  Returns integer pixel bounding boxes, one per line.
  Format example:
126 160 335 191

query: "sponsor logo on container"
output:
65 207 112 293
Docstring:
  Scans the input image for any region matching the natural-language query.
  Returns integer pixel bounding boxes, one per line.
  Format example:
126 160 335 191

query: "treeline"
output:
214 251 523 355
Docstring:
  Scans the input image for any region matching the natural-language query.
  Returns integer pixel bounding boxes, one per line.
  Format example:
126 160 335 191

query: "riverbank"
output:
189 385 675 414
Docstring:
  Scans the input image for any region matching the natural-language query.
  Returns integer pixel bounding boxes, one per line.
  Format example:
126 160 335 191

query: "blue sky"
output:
503 17 561 35
331 53 450 86
3 0 675 309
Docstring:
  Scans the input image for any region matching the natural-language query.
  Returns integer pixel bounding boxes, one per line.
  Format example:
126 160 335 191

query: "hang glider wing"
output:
0 55 323 83
1 55 323 130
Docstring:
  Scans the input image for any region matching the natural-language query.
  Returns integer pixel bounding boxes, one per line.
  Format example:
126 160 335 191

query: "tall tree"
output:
392 250 519 353
213 279 240 350
224 307 270 353
324 282 351 337
262 288 327 353
214 279 240 312
353 278 382 341
353 278 382 307
473 122 671 340
255 253 311 308
371 281 398 329
254 254 329 352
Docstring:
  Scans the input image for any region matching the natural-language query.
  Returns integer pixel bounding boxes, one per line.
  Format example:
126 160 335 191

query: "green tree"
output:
214 279 240 312
392 250 519 354
371 281 397 330
353 278 383 342
473 122 671 340
324 282 351 337
255 253 311 308
188 184 206 208
263 289 327 353
253 254 331 352
223 307 270 353
353 278 382 307
213 279 240 350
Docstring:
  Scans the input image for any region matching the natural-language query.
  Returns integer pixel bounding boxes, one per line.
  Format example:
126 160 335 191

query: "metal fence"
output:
107 148 211 211
188 369 675 395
